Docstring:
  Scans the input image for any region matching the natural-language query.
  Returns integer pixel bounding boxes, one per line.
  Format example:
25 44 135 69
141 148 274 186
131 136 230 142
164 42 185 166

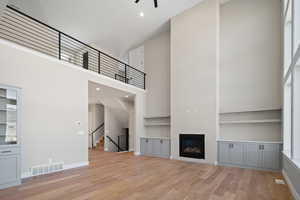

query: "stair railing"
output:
106 135 125 152
89 123 104 148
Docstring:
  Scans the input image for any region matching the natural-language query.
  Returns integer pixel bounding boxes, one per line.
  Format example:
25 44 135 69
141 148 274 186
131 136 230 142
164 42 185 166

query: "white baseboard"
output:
21 161 89 179
134 152 141 156
282 169 300 200
64 161 89 170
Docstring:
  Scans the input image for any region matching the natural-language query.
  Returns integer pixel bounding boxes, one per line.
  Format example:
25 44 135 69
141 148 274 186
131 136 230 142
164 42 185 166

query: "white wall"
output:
219 0 282 142
170 0 219 164
144 31 170 117
220 0 282 113
88 104 104 148
104 106 128 152
0 39 146 177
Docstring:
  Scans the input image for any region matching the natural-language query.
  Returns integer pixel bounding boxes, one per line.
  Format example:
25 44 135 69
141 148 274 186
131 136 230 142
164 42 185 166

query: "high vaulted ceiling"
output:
8 0 205 60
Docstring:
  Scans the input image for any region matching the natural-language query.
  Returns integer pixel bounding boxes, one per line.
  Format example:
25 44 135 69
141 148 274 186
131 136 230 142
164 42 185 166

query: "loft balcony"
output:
0 6 146 90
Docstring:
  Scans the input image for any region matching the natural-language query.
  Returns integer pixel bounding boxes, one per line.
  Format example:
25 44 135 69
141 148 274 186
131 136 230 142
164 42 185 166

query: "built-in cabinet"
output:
0 85 21 189
140 137 170 158
218 141 281 171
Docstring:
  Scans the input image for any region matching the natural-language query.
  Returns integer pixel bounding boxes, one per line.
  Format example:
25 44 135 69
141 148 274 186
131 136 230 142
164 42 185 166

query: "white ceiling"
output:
9 0 205 60
88 81 134 106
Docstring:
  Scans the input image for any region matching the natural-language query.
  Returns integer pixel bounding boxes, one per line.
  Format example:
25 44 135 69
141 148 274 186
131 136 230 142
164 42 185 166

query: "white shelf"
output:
219 119 281 125
144 123 170 127
220 108 282 114
141 136 170 140
144 115 170 119
0 109 16 112
217 139 283 144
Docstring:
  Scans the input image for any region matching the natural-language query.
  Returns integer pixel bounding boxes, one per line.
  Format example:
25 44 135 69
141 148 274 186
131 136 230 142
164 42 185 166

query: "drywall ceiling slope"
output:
7 0 204 60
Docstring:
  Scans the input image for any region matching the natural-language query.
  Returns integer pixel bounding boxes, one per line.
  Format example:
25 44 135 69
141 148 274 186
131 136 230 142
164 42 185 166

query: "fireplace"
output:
179 134 205 159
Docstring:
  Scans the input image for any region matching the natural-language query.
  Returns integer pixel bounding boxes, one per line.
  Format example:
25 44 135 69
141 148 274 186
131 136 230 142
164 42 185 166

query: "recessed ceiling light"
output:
125 95 129 98
96 88 100 91
140 12 144 17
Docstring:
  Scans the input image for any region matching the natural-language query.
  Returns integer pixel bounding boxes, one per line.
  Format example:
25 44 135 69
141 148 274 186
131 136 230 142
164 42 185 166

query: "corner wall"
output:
170 0 220 164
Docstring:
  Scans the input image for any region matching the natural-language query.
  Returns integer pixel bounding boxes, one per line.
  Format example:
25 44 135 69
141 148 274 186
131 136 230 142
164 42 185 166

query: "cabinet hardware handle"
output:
261 145 264 150
146 139 148 143
1 150 11 153
160 140 163 144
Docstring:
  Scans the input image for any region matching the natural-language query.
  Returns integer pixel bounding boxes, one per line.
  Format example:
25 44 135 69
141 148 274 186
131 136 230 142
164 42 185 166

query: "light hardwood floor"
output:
0 149 293 200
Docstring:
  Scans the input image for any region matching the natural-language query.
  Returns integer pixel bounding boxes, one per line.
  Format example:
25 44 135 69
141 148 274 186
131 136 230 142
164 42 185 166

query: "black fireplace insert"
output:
179 134 205 159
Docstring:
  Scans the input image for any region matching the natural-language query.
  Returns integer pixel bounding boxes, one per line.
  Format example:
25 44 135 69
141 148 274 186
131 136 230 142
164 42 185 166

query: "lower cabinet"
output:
218 141 281 171
0 147 21 189
140 138 170 158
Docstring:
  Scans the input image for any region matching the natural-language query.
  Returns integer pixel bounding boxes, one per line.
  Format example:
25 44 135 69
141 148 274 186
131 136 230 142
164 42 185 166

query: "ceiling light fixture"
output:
96 88 100 91
125 95 129 98
140 12 144 17
135 0 158 8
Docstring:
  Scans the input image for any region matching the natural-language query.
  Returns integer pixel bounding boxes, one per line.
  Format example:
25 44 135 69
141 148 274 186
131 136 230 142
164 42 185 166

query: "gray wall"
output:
283 155 300 198
170 0 219 164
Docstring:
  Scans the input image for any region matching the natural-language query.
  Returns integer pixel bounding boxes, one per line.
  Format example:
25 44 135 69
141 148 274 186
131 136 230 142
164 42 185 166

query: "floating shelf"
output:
144 123 170 127
219 108 282 115
0 109 16 111
219 119 281 125
144 115 170 119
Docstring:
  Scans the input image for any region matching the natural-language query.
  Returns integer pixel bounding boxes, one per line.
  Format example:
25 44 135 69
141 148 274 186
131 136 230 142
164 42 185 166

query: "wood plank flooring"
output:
0 149 293 200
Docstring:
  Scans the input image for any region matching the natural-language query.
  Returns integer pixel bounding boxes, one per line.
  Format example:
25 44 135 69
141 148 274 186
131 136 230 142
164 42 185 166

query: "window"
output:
284 0 293 75
294 0 300 55
293 63 300 162
284 75 292 157
283 0 300 167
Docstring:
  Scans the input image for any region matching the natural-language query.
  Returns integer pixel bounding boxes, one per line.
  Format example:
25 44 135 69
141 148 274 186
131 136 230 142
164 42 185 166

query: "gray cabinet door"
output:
219 142 230 164
230 143 244 165
146 139 153 155
160 139 170 158
140 138 147 155
152 139 161 156
260 144 280 170
0 154 20 189
244 143 260 168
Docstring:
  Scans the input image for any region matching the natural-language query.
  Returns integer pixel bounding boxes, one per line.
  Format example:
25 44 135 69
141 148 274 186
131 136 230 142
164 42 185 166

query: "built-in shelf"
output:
144 123 170 127
0 109 16 112
144 115 170 119
217 139 283 144
141 136 170 140
0 121 16 125
219 119 281 125
219 108 282 115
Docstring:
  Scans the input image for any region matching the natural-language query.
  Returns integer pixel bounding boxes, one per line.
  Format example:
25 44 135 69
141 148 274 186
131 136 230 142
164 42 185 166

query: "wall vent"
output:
31 162 64 177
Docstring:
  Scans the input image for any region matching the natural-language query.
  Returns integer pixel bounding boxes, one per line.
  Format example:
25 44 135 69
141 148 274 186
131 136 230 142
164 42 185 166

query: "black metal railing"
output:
106 136 125 152
0 5 146 89
89 123 104 149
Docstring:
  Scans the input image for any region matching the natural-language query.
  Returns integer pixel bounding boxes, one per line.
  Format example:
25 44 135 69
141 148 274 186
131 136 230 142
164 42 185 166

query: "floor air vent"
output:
31 162 64 176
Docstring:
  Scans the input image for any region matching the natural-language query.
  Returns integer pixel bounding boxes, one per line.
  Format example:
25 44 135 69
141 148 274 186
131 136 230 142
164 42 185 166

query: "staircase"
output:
89 123 104 149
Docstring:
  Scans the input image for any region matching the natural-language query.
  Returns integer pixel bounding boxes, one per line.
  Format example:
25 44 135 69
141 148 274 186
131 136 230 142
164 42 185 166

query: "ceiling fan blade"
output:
154 0 158 7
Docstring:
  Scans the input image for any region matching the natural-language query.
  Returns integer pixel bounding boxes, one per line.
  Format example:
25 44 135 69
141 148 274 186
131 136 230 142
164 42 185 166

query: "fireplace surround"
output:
179 134 205 159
